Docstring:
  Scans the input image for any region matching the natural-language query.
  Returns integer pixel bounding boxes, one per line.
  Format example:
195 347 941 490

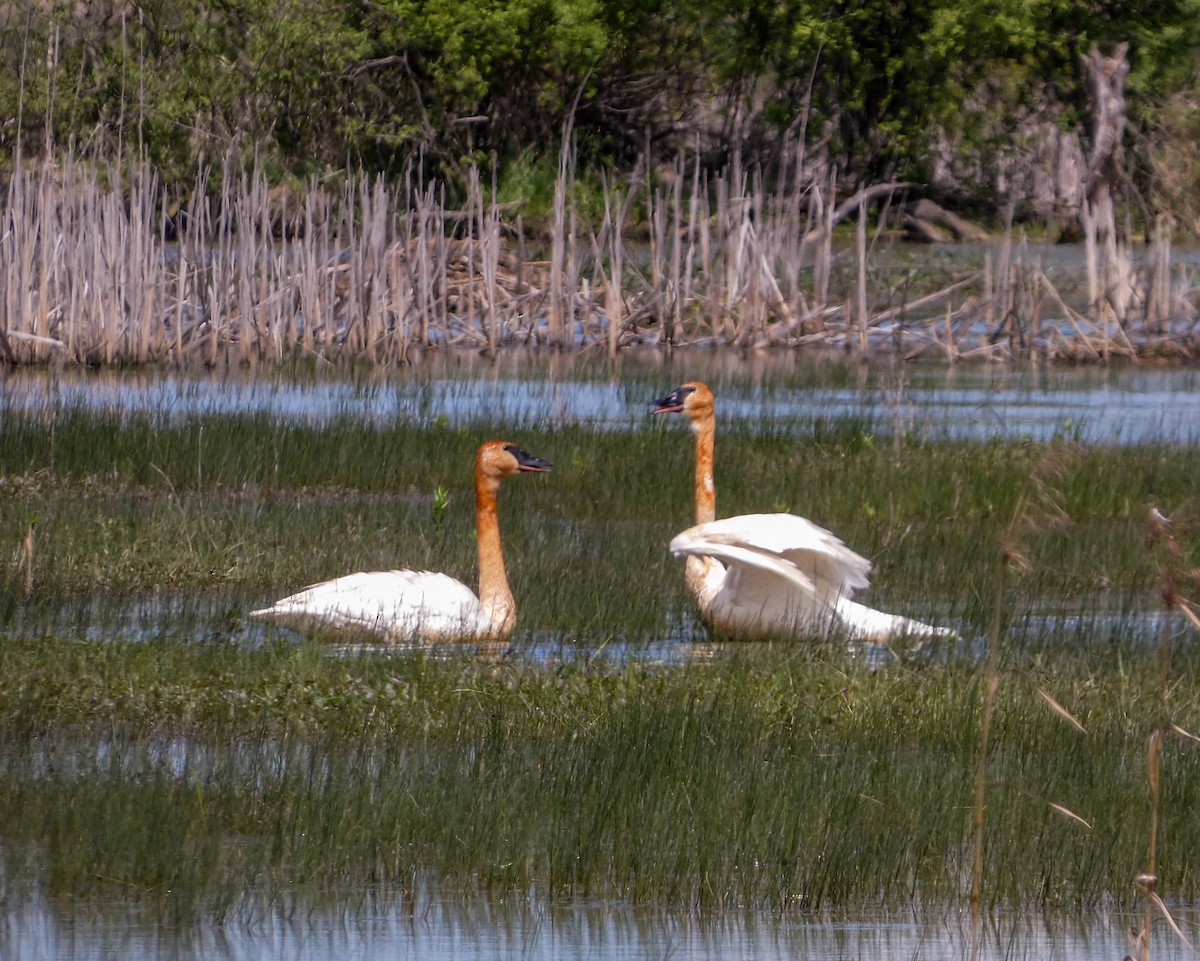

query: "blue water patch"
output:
3 355 1200 444
4 888 1194 961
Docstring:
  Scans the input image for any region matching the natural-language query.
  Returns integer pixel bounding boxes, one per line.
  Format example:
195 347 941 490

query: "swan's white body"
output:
250 441 551 643
654 382 953 642
250 570 505 643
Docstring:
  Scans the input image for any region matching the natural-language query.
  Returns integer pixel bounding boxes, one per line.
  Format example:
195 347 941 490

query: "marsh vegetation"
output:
3 364 1200 948
6 5 1200 955
3 154 1198 368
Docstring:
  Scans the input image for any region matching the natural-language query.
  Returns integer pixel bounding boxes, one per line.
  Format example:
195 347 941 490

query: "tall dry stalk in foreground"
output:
970 494 1028 961
1128 508 1200 961
546 123 573 347
595 168 640 358
970 453 1090 961
17 519 35 597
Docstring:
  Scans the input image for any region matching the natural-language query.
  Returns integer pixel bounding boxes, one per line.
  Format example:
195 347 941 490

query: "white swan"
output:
653 382 952 641
250 440 551 643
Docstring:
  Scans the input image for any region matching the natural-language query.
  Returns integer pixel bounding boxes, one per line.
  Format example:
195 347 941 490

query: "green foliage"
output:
494 152 562 219
432 484 450 530
0 1 376 178
380 0 605 108
2 0 1200 209
363 0 609 166
2 0 1200 236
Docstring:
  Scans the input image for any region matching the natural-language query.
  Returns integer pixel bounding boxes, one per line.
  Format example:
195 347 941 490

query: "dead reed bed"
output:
2 151 1198 366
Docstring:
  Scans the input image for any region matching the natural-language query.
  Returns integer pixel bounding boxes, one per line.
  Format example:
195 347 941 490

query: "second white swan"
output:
653 382 952 641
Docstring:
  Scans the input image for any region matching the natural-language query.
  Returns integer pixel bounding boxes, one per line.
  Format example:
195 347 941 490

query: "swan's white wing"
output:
250 570 496 642
670 513 951 640
670 521 843 637
672 537 820 598
671 513 872 600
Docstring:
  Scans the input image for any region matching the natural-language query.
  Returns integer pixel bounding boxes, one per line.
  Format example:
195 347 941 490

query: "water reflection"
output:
3 350 1200 444
5 588 1184 663
8 893 1196 961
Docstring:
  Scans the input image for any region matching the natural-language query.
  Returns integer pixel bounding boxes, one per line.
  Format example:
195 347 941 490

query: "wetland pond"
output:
11 895 1200 961
4 350 1200 961
5 348 1200 445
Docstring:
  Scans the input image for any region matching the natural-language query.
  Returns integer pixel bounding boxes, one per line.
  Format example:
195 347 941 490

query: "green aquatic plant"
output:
432 484 450 531
1 399 1198 641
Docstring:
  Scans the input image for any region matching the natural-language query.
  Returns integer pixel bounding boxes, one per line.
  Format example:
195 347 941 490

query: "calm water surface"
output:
3 349 1200 444
10 895 1199 961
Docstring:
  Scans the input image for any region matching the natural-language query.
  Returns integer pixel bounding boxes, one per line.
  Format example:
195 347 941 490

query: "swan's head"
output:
652 382 714 426
477 440 553 479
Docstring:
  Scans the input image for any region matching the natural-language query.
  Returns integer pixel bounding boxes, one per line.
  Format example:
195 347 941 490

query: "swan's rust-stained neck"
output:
474 472 516 639
472 441 551 640
691 412 716 525
651 381 718 525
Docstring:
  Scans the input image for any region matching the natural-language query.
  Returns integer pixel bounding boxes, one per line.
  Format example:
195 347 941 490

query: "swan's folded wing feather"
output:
670 531 845 636
670 536 821 596
671 513 872 597
250 570 492 641
672 527 951 640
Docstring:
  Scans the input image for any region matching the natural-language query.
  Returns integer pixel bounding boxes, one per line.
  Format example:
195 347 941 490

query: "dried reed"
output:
1130 507 1200 961
2 149 1198 366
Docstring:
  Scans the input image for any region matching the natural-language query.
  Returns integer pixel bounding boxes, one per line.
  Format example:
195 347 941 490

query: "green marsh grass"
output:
4 635 1200 920
4 397 1200 923
3 399 1197 628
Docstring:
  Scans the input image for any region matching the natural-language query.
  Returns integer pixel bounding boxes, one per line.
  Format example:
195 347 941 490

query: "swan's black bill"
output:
652 384 695 414
506 445 553 472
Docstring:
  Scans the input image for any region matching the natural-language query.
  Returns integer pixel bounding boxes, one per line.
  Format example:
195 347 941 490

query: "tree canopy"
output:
2 0 1199 218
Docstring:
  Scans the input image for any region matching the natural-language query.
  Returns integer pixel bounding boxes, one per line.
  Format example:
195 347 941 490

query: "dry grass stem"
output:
1036 687 1088 733
1046 802 1093 830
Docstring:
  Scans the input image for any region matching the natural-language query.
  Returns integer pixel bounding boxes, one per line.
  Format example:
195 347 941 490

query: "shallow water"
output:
3 350 1200 444
5 584 1186 666
9 893 1198 961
